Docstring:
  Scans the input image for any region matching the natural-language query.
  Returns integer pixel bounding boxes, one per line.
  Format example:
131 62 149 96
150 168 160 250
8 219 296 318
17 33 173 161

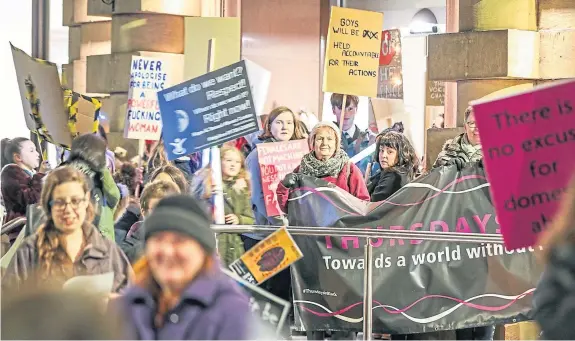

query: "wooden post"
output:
339 94 347 129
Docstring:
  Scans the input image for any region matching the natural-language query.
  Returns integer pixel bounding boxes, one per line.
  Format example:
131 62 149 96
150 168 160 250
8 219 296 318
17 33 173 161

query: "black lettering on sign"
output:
363 30 379 40
328 59 339 66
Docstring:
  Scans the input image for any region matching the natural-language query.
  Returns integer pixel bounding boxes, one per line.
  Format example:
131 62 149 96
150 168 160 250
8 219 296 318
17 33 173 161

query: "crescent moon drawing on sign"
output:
175 110 189 132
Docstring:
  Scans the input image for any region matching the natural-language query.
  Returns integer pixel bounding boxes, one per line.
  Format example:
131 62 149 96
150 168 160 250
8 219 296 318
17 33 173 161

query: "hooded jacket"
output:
0 164 45 227
3 224 131 293
116 268 251 340
433 133 483 168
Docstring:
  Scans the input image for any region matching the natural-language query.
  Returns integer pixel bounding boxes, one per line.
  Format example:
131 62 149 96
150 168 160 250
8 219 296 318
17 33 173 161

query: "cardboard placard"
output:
323 7 383 98
184 17 241 80
11 43 71 147
377 30 403 99
157 60 259 161
257 140 309 216
229 227 303 285
471 80 575 249
124 56 181 140
426 80 445 106
223 269 291 335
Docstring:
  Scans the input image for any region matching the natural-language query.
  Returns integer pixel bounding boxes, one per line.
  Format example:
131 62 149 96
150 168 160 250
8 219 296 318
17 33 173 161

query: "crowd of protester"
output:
2 92 571 340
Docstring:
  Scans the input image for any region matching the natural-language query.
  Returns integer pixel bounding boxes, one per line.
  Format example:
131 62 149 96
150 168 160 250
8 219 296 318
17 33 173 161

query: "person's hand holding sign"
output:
225 214 240 225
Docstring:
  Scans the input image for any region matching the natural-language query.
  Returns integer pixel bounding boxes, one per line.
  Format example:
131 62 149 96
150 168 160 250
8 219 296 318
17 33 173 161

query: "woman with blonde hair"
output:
192 146 253 266
114 195 251 339
3 166 131 293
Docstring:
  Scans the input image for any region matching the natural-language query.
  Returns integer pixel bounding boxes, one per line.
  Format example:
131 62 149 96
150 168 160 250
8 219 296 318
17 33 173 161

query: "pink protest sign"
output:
257 140 309 217
472 80 575 250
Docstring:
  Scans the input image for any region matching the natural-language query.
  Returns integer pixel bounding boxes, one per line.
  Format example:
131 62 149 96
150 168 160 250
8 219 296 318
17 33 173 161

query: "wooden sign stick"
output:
339 94 347 130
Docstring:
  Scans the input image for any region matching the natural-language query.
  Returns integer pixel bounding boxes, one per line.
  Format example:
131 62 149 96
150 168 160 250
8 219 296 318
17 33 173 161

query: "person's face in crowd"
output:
270 111 295 142
50 181 90 233
465 111 480 146
146 231 206 293
379 146 398 169
313 127 338 161
333 102 357 131
154 172 175 186
14 140 40 170
221 150 242 178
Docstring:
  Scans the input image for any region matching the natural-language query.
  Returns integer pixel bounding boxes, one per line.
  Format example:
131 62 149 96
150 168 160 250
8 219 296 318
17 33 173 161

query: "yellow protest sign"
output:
323 7 383 98
229 227 303 285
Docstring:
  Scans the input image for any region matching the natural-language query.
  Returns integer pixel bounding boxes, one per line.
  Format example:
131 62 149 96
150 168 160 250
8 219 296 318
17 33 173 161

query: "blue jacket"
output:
117 269 251 340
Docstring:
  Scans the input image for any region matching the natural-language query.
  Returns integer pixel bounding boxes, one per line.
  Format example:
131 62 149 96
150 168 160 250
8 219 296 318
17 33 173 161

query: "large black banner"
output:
286 164 542 334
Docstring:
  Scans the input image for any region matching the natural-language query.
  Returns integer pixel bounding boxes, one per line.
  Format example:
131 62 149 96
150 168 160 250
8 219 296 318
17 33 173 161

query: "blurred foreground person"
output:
2 166 131 293
115 195 252 339
534 176 575 340
2 287 123 340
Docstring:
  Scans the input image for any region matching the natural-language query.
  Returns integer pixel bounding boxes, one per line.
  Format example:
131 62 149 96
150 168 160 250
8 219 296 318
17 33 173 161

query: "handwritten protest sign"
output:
471 80 575 249
377 29 403 99
124 56 174 140
257 140 309 216
223 269 290 335
229 227 303 285
157 60 258 161
426 80 445 106
323 7 383 98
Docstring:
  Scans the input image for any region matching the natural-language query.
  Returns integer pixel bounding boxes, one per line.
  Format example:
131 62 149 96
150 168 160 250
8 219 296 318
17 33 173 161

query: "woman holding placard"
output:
3 166 131 294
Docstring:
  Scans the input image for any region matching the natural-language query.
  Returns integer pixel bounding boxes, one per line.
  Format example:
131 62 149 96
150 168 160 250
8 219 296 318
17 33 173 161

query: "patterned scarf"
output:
299 149 350 178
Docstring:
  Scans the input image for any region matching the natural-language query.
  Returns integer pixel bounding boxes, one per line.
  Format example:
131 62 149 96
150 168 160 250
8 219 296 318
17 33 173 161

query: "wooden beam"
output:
458 0 537 32
100 93 129 133
87 0 112 17
111 14 184 54
114 0 201 16
63 0 110 26
540 30 575 79
68 21 111 62
427 30 539 81
539 0 575 30
86 52 184 93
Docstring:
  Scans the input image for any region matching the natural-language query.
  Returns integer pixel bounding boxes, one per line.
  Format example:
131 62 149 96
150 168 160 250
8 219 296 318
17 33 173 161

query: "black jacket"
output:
367 170 407 202
533 244 575 340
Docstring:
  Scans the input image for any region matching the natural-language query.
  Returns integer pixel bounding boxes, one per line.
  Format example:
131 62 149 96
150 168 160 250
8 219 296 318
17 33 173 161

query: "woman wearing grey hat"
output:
277 121 370 212
115 195 251 340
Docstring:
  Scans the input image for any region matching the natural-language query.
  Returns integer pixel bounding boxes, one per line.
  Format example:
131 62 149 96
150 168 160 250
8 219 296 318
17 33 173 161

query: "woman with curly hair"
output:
191 146 253 266
368 131 419 202
3 166 131 293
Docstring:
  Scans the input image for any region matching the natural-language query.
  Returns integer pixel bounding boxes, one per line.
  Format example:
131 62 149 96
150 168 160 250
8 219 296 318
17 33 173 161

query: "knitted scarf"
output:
299 149 350 178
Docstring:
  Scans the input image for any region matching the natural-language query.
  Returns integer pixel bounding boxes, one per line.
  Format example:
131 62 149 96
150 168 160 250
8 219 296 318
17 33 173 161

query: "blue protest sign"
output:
157 60 259 160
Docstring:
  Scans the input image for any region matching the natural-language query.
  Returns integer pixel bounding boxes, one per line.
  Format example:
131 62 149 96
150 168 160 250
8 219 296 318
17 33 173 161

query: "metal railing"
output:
212 224 504 340
1 217 27 236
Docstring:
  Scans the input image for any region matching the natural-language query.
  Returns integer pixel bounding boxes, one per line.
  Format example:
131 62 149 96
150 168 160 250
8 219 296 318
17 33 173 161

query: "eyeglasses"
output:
50 198 86 211
466 121 477 128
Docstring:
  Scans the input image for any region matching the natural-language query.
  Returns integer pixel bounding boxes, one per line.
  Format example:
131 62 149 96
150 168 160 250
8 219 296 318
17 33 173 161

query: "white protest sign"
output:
244 59 271 116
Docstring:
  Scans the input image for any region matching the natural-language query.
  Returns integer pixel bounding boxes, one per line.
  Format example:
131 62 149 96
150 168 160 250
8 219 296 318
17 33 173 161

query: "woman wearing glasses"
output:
3 166 131 293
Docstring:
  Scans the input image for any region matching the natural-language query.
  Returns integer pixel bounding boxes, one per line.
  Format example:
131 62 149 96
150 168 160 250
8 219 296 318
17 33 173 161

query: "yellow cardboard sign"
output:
323 7 383 98
229 227 303 285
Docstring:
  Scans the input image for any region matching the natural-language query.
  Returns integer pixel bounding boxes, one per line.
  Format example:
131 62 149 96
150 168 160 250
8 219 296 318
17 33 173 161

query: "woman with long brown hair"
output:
114 195 251 339
3 166 131 293
533 176 575 339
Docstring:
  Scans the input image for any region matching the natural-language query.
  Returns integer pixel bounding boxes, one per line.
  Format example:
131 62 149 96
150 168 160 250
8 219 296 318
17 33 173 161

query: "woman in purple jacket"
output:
116 195 252 340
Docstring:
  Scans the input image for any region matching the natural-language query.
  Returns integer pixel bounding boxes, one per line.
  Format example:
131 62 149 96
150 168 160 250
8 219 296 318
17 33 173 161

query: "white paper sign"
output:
244 59 271 116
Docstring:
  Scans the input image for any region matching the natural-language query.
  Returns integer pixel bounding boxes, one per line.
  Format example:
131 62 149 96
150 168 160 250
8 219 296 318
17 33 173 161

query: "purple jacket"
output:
117 269 251 340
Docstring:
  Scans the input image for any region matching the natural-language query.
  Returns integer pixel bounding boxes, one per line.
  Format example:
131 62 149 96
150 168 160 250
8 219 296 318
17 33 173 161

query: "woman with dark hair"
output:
1 137 49 230
61 133 120 241
368 131 419 201
147 139 193 182
3 166 131 293
150 165 189 194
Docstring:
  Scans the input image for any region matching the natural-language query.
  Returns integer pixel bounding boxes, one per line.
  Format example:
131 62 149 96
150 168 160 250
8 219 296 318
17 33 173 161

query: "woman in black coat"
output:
533 177 575 340
367 131 419 202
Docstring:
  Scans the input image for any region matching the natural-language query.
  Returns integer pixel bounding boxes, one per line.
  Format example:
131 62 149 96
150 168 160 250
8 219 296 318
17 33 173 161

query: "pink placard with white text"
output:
472 80 575 250
257 140 309 217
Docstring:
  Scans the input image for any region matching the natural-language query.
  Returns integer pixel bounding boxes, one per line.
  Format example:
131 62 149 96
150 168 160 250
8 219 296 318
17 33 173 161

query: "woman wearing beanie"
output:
277 121 370 212
191 146 252 267
116 195 251 340
3 166 131 293
368 131 419 202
